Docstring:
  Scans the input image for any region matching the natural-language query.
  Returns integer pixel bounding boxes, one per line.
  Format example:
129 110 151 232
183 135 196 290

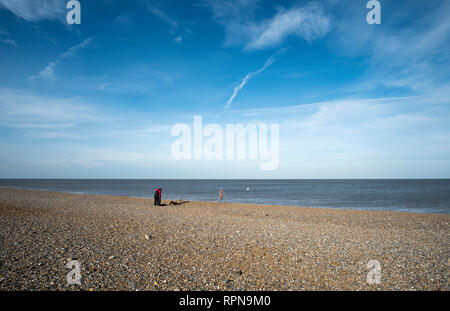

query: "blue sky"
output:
0 0 449 178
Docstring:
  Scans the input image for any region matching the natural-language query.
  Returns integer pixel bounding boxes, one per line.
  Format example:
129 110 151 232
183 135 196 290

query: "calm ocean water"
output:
0 179 449 214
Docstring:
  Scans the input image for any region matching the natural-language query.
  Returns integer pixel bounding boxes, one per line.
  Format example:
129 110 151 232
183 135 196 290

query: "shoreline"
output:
0 188 448 290
0 187 446 216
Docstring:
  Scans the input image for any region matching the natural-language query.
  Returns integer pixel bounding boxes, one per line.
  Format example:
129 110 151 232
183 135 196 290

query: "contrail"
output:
218 48 287 119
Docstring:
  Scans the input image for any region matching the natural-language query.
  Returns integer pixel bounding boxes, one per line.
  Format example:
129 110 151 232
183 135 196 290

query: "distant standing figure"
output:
219 188 224 201
154 188 162 206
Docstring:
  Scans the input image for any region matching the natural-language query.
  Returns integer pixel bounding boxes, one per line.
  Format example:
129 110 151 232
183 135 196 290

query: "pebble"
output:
0 188 448 291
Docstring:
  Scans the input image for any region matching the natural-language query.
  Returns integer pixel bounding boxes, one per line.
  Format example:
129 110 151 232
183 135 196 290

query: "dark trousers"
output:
154 192 161 206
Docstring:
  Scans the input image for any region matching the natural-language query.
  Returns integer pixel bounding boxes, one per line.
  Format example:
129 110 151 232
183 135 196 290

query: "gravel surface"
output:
0 188 448 291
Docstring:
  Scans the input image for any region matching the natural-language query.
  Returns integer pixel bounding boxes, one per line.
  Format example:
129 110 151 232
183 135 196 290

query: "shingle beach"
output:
0 188 448 291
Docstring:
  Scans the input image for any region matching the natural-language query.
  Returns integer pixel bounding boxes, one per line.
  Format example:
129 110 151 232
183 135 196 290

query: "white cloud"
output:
0 0 65 22
114 14 131 26
0 28 17 47
222 48 286 115
227 95 450 177
205 0 259 46
206 0 330 50
29 38 92 83
328 0 450 94
0 38 16 47
246 2 330 50
0 88 107 126
36 62 57 82
60 38 92 59
10 123 76 130
143 2 189 46
0 86 174 174
27 131 84 140
0 87 171 142
145 2 178 28
174 36 183 44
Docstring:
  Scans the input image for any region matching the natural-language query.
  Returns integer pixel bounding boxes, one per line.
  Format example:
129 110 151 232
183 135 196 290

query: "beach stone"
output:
0 188 448 291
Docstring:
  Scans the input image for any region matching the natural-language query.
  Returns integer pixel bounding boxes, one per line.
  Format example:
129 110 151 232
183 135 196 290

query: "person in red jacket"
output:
154 188 162 206
219 188 224 201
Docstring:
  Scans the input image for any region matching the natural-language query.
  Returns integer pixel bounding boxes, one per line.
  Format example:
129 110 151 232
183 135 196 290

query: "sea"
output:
0 179 449 214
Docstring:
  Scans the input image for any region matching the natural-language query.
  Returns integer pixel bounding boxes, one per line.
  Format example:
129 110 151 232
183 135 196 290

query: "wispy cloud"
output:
246 2 330 50
113 14 132 27
221 48 287 116
0 28 17 47
205 0 259 46
0 87 173 175
29 38 92 83
36 62 57 82
225 95 450 177
0 37 16 47
143 1 191 45
174 36 183 44
328 0 450 94
0 0 65 22
60 38 92 58
206 0 330 50
0 88 107 126
0 87 172 137
146 3 179 28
